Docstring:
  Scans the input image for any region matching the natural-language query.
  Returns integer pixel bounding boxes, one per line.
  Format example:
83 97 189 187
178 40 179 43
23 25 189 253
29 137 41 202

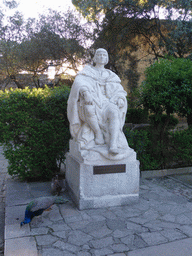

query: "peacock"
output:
20 196 68 226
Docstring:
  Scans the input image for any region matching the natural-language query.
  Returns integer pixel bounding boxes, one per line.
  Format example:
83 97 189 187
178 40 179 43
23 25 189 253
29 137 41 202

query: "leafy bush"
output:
141 58 192 126
169 127 192 167
0 86 70 181
124 128 160 170
149 114 179 130
125 121 192 171
126 108 149 124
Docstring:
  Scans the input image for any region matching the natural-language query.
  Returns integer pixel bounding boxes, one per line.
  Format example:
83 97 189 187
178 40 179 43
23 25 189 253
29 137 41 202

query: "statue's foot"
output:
95 133 104 145
109 147 119 154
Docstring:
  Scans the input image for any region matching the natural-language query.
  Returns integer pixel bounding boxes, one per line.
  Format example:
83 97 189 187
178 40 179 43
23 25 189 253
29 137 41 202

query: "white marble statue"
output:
67 48 131 160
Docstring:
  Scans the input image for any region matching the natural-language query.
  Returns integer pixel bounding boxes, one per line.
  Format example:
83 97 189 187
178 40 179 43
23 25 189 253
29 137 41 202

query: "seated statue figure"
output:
67 48 131 160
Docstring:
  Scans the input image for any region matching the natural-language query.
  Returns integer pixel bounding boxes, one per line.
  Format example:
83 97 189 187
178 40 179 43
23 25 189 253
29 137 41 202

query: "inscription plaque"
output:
93 164 126 175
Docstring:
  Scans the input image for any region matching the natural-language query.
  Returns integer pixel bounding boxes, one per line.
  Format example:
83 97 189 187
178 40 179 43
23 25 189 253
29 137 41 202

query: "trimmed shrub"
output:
0 86 70 181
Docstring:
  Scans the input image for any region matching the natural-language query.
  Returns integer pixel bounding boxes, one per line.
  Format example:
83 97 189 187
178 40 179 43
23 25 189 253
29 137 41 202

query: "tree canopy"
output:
0 3 88 89
74 0 192 57
140 58 192 126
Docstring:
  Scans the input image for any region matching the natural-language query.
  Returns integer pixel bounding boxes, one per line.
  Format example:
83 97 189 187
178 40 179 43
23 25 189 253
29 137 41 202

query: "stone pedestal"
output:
66 140 140 210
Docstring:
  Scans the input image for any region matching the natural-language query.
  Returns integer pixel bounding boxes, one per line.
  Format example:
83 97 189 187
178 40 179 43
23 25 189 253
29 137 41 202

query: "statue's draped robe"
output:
67 65 129 152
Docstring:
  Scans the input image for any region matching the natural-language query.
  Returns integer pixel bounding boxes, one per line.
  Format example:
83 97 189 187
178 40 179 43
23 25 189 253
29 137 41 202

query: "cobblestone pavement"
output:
0 146 8 256
2 142 192 255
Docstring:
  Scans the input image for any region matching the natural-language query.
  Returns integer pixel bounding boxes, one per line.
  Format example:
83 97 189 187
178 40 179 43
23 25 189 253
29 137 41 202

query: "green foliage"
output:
0 8 87 88
141 58 192 121
170 127 192 167
126 108 148 124
125 125 192 171
149 114 179 131
74 0 192 59
0 86 70 181
124 128 160 170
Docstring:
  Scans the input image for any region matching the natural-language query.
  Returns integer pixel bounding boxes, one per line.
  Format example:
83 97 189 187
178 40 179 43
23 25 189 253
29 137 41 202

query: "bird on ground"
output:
20 196 68 226
51 175 65 196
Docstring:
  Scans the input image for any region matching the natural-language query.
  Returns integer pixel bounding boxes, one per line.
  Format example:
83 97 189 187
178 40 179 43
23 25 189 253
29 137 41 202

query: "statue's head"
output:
93 48 109 65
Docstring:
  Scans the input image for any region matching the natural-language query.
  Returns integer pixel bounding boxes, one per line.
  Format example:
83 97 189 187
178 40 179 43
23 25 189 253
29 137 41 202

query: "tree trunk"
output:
10 75 25 89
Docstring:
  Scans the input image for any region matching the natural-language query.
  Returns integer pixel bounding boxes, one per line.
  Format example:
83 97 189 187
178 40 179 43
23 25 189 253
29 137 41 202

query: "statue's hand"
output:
82 91 93 105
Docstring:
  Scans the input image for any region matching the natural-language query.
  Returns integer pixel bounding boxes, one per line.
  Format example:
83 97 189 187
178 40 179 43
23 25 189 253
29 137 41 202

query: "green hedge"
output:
125 126 192 171
0 86 70 181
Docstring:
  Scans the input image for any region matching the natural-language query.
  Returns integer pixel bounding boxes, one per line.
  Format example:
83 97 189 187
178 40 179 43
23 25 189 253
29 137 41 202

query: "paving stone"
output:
183 211 192 221
64 214 83 223
40 247 65 256
30 227 49 236
121 207 141 218
106 219 126 230
89 226 113 238
89 214 106 221
142 192 160 201
131 200 150 211
126 221 148 233
159 213 176 222
82 244 91 250
68 220 90 230
46 205 63 222
85 208 109 216
108 254 127 256
142 209 160 220
67 230 92 246
91 248 114 256
110 243 129 252
175 214 192 224
143 220 181 230
112 209 131 219
101 210 117 219
53 240 79 252
59 203 81 217
169 205 190 215
5 237 38 256
77 252 91 256
178 225 192 237
30 217 53 228
139 231 168 246
186 202 192 211
128 238 192 256
5 205 27 225
50 221 71 232
81 221 106 234
121 234 148 249
5 224 30 239
52 230 66 239
160 229 187 241
80 212 92 221
112 229 133 238
128 217 148 225
5 179 33 207
28 184 52 199
90 236 113 249
151 203 174 214
132 234 149 248
35 234 58 246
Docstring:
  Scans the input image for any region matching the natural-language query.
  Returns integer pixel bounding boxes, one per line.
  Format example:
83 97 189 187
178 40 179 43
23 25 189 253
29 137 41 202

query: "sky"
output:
1 0 75 19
